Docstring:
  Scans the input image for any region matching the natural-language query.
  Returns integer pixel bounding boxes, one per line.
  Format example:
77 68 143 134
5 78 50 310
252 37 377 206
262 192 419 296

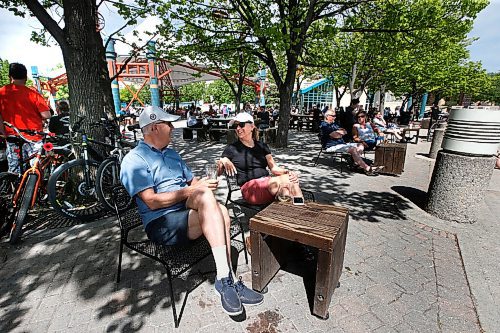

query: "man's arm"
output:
138 178 217 210
0 113 5 136
329 128 346 139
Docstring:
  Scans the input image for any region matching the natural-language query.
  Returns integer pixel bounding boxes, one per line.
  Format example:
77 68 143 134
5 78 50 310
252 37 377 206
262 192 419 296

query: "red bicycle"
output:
0 122 69 244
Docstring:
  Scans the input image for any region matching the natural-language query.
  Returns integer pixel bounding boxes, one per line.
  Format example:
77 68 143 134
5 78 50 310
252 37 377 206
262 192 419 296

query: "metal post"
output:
31 66 42 94
419 92 428 119
258 68 266 108
105 39 122 116
147 41 161 107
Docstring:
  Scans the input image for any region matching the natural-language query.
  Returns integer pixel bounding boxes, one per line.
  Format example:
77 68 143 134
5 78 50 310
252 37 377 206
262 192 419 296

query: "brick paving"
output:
0 129 497 332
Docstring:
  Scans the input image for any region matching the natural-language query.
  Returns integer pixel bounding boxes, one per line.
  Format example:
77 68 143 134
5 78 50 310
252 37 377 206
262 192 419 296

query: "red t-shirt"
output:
0 84 49 140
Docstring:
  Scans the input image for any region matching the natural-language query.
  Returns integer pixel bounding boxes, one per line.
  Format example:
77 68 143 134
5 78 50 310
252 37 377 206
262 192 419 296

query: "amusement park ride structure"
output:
33 39 264 115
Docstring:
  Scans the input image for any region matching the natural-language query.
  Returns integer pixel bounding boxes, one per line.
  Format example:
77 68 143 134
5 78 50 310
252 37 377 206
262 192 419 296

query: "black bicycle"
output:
47 116 111 220
95 123 138 213
47 116 135 220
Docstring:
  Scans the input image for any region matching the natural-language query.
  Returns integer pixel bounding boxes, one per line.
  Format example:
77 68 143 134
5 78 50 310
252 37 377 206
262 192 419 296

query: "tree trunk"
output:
234 88 242 113
62 0 114 140
378 84 386 113
276 83 293 148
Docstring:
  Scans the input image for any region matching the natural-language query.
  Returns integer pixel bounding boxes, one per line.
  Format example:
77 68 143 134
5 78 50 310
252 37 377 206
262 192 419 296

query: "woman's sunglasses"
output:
231 121 251 129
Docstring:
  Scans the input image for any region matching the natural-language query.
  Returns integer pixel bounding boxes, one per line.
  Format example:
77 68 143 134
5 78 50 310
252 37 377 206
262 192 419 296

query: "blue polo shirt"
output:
320 121 345 148
120 140 194 228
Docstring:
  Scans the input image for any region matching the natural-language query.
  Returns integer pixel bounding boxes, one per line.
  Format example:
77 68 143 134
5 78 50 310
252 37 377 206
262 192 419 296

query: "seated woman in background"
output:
372 111 403 141
220 112 302 205
352 111 382 151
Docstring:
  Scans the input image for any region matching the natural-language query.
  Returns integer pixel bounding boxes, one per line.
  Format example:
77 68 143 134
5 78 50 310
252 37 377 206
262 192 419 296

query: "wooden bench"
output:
249 201 349 319
402 128 420 144
182 127 209 142
115 206 247 327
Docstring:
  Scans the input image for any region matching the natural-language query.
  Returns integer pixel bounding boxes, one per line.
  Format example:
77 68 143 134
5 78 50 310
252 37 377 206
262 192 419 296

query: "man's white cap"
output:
139 106 182 128
229 112 254 126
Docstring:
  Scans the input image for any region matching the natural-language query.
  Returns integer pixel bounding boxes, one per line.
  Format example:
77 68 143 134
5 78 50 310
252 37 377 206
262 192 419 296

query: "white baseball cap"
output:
229 112 254 126
139 106 181 128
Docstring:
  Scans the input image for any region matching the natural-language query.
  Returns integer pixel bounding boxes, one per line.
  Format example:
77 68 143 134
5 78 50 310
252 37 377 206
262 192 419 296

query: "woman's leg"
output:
267 174 303 198
348 146 369 171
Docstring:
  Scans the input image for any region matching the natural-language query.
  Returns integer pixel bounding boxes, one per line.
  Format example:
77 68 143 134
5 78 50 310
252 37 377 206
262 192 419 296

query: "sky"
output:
0 1 499 78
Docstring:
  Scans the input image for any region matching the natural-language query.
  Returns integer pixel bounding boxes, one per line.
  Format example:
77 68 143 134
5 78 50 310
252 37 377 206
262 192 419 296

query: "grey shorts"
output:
145 210 190 246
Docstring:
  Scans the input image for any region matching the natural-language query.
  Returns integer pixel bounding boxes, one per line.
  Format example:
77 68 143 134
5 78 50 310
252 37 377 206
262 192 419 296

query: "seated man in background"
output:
320 110 383 176
256 106 270 129
49 100 70 136
120 106 263 317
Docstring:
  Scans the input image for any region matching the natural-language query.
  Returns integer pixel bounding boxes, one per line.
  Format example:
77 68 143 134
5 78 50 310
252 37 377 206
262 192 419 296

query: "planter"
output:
442 108 500 156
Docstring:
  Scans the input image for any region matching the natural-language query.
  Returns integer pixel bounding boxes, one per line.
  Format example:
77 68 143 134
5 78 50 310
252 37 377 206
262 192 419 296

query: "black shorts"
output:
145 210 190 246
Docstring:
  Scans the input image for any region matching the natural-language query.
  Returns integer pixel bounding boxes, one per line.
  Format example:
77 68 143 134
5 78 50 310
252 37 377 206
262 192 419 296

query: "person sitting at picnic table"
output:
320 110 383 176
256 106 270 129
372 111 403 141
352 111 382 151
220 112 303 205
120 106 263 317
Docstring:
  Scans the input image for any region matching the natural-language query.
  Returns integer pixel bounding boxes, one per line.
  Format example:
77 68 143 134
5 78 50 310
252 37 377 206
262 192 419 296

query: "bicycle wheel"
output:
47 159 107 221
10 173 37 244
0 172 19 237
96 157 133 213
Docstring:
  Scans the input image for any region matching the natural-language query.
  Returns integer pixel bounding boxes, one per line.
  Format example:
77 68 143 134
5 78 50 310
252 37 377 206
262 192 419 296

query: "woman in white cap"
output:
220 112 303 205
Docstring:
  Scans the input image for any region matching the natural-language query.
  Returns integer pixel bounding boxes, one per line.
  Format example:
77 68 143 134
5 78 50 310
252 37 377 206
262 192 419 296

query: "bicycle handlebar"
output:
2 121 53 144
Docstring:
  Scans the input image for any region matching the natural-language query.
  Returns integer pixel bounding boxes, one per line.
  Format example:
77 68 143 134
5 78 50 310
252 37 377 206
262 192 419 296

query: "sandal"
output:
364 166 379 176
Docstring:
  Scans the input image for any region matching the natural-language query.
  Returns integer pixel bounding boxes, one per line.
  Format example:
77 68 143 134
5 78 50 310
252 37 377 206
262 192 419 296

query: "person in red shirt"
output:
0 63 51 173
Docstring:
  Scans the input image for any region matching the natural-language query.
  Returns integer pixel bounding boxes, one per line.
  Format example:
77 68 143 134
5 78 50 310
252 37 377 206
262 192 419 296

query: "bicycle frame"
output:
12 145 54 208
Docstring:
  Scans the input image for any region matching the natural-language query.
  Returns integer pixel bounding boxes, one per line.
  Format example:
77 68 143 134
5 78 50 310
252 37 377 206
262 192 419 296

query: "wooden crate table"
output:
249 201 349 319
374 142 407 176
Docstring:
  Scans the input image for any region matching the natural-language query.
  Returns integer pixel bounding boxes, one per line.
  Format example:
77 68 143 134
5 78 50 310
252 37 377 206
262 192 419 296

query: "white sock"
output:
212 246 231 280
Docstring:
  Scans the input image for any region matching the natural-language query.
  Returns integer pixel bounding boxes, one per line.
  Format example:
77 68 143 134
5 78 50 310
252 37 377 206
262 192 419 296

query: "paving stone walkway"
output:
0 129 497 332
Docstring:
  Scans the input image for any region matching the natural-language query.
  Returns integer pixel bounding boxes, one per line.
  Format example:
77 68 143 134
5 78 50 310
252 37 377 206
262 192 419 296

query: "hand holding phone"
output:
292 196 305 205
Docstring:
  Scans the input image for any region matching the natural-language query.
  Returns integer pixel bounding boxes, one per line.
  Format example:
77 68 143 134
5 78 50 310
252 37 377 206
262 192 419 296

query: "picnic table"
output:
290 113 317 131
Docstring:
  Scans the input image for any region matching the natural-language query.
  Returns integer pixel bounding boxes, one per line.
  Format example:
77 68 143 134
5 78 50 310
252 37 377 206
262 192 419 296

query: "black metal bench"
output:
115 206 247 328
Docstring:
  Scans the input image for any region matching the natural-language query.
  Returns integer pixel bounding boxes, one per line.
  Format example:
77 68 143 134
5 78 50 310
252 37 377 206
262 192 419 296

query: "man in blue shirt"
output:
120 106 263 316
320 110 382 176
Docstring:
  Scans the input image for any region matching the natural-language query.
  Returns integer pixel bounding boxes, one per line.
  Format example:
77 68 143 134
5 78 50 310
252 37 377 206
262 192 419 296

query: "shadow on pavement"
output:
392 185 428 210
0 129 419 331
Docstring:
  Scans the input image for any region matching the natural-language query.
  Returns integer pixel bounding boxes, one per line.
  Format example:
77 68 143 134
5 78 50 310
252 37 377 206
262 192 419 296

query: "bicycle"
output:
0 122 70 243
95 123 138 213
47 116 135 220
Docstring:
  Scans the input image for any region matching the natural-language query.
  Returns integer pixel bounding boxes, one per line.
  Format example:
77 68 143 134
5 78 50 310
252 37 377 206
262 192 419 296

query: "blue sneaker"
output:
215 275 243 316
234 276 264 306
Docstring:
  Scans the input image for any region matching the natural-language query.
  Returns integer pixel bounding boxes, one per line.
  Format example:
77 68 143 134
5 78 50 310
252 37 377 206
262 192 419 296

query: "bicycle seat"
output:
127 124 140 131
5 136 25 145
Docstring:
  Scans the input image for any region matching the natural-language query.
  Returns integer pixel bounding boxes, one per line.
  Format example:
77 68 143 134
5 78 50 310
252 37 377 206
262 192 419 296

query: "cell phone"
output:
292 196 305 205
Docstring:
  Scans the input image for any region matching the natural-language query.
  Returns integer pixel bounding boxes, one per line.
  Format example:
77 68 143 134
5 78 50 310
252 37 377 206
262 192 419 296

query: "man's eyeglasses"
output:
231 121 251 129
326 114 336 118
